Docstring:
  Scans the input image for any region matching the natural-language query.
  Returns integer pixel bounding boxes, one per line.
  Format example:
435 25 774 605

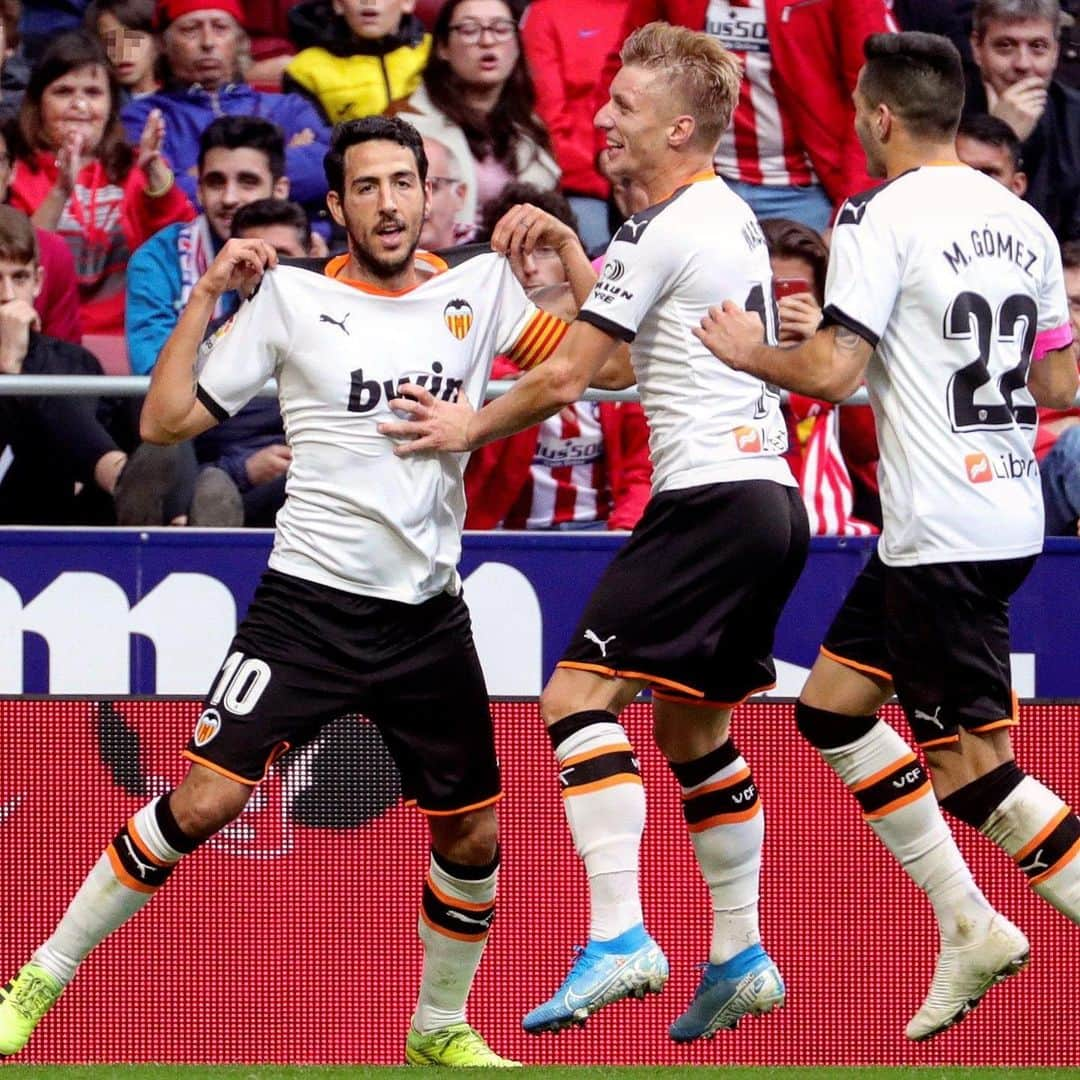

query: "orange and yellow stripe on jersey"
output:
504 308 569 371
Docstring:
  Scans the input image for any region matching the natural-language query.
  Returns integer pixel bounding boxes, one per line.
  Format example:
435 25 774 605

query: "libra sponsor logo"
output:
965 451 1037 484
734 425 762 453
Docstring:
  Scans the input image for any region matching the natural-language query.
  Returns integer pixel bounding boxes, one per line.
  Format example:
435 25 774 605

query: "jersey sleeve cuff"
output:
1034 323 1074 360
820 304 880 350
577 309 636 343
196 384 231 422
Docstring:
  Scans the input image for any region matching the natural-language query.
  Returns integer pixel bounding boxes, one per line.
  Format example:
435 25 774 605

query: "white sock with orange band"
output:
796 703 993 945
31 794 199 985
668 740 763 964
414 848 498 1034
941 761 1080 923
548 710 645 943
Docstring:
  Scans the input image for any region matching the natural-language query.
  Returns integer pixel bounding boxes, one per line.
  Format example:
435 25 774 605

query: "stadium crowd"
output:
0 0 1078 534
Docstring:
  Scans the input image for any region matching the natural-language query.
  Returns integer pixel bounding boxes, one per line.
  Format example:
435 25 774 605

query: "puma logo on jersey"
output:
837 199 870 227
320 312 351 336
1019 848 1050 876
914 706 944 730
621 217 645 239
584 629 616 657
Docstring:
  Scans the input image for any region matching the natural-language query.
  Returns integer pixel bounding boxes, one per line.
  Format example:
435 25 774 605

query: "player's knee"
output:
429 807 499 866
795 700 878 749
169 777 253 840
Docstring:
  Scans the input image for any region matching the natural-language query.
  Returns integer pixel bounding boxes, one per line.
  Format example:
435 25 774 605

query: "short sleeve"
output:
196 273 288 420
577 228 677 343
822 198 902 349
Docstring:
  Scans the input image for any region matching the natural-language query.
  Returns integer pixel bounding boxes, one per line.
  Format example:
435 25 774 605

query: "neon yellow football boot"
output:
0 962 64 1057
405 1022 521 1067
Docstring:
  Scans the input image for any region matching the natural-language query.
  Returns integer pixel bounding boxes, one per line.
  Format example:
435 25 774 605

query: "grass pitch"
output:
0 1068 1072 1079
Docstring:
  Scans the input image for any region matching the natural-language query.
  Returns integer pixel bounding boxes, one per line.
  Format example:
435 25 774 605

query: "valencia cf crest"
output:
444 298 474 340
193 707 222 747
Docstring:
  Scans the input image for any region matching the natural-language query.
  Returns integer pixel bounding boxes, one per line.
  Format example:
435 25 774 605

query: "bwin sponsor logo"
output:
348 361 462 414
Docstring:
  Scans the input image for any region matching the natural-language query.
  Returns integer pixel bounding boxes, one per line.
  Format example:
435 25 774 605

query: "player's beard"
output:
345 209 423 281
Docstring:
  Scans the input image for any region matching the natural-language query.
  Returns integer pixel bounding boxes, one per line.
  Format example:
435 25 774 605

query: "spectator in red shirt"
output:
520 0 628 253
604 0 896 230
0 121 82 341
7 31 193 334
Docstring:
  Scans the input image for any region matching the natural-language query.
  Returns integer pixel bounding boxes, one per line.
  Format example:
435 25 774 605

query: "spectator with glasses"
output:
398 0 558 231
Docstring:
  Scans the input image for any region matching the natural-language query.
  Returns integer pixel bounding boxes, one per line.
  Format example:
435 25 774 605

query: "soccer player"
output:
0 115 586 1066
695 32 1080 1041
381 22 809 1042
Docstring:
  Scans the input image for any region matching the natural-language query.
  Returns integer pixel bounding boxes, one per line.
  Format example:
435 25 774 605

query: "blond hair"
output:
619 21 741 151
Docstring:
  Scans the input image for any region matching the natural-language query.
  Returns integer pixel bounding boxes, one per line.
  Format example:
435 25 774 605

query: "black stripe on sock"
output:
560 749 639 792
1017 813 1080 880
795 701 878 749
431 846 499 882
547 710 619 750
683 772 758 826
154 792 202 855
852 759 930 817
111 823 174 888
668 740 740 788
940 761 1025 829
422 880 494 939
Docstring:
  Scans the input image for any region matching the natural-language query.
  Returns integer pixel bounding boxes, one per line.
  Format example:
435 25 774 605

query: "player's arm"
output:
1029 342 1080 409
141 239 277 444
694 299 873 402
380 320 620 454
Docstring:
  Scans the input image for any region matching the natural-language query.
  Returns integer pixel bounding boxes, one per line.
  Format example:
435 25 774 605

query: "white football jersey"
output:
824 165 1070 566
579 172 794 494
196 250 567 602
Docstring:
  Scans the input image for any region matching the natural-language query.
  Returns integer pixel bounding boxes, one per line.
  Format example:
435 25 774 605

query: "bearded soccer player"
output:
0 115 586 1065
696 32 1080 1041
382 22 809 1042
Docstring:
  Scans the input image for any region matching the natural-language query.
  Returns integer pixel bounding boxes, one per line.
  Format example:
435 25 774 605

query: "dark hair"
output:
1061 239 1080 272
479 181 578 239
973 0 1062 39
85 0 155 34
197 115 286 178
0 0 21 50
324 116 428 196
15 31 133 184
860 32 966 139
231 197 310 245
421 0 552 165
0 204 39 265
760 217 829 303
957 112 1024 171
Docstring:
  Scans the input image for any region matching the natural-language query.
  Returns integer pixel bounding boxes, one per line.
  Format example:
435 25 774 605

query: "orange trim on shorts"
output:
181 750 259 787
687 802 762 833
562 774 644 799
419 907 487 943
1031 836 1080 886
917 734 960 750
850 753 919 794
1015 806 1071 863
419 792 503 817
681 767 751 800
556 660 704 698
819 645 893 683
863 782 933 822
425 875 494 913
968 717 1020 735
560 743 635 769
105 842 156 895
127 817 171 868
652 684 777 710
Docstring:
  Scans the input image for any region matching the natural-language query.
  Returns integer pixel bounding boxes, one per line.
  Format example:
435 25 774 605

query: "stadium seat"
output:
83 334 131 376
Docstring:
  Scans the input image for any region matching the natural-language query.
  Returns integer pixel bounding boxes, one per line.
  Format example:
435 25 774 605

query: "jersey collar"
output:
323 251 449 296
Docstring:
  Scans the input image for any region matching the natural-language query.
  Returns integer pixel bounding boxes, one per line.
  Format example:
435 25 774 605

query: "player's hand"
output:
195 238 277 301
0 299 42 374
777 292 822 346
492 203 580 263
378 383 477 455
693 300 765 372
987 77 1048 142
244 443 292 486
